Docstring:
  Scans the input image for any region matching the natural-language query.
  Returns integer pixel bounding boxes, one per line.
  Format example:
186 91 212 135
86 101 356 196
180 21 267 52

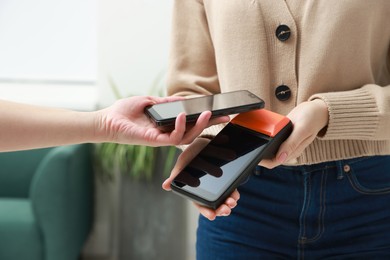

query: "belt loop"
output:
336 161 344 180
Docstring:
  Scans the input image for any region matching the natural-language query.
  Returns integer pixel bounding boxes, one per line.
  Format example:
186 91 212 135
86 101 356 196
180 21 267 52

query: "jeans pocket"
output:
346 156 390 195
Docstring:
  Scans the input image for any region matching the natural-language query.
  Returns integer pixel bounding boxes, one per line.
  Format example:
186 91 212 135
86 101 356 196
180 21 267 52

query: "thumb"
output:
162 177 173 191
259 140 291 169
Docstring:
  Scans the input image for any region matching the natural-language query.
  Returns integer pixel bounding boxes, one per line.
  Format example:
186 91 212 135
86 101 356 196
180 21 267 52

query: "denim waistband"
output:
255 155 390 175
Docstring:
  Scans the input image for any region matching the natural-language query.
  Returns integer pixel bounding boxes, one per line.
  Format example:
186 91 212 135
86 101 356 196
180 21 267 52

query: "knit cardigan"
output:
167 0 390 165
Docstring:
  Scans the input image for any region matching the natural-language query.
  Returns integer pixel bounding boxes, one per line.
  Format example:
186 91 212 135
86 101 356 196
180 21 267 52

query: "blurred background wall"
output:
97 0 174 107
0 0 198 259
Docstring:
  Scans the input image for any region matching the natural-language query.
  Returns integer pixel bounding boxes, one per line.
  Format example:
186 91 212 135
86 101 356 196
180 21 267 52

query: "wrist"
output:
90 110 111 143
311 98 329 136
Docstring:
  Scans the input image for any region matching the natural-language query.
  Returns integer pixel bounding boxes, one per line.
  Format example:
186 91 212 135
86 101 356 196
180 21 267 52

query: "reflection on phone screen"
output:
172 123 270 201
150 90 263 119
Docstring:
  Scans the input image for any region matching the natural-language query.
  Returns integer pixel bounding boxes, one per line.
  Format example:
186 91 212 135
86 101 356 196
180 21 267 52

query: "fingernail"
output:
278 152 288 163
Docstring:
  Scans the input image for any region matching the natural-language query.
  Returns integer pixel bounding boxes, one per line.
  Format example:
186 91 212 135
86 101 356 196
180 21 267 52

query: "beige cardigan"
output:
167 0 390 165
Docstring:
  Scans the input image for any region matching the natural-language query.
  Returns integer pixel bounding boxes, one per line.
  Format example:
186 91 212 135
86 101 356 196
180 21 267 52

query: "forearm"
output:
0 100 100 152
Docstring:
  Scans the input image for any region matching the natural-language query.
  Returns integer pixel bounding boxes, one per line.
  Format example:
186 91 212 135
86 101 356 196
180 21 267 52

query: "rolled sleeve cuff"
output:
309 88 380 140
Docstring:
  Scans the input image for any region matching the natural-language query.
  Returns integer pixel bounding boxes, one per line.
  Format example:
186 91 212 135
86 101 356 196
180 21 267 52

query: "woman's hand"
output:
162 137 240 221
260 99 329 168
95 96 230 146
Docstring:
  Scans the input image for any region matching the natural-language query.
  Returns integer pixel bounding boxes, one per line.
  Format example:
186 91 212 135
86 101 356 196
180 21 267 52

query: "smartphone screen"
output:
145 90 264 128
171 123 270 205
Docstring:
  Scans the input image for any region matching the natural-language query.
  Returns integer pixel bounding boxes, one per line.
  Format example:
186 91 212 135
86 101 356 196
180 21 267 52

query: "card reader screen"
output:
172 123 270 201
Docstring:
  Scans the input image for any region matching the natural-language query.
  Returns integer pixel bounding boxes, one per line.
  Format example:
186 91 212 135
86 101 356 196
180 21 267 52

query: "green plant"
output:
94 74 179 181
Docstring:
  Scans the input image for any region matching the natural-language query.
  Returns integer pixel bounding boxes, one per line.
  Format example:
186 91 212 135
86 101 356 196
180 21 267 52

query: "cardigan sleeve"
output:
166 0 220 98
309 84 390 141
167 0 224 141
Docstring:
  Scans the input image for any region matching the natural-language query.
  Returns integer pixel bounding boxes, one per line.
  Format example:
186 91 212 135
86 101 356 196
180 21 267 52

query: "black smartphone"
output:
145 90 264 131
170 109 293 209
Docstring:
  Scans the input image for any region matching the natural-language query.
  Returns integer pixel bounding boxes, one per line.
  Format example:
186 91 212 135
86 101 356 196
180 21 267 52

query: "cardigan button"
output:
276 24 291 41
275 85 291 101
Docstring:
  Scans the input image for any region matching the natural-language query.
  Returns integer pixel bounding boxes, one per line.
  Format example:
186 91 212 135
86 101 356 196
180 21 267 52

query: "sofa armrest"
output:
30 144 94 260
0 148 52 198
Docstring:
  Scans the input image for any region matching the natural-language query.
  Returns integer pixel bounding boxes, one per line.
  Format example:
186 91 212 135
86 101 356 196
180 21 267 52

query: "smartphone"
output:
170 109 293 209
145 90 264 131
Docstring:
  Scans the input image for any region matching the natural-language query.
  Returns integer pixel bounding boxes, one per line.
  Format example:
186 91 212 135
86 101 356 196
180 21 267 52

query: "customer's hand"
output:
162 137 240 221
95 96 230 146
260 99 329 168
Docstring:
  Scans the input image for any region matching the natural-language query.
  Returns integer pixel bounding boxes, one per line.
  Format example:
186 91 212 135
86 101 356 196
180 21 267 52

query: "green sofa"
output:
0 144 94 260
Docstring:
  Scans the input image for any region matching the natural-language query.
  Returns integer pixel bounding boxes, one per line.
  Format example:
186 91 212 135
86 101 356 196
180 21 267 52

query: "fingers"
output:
260 135 297 169
193 203 214 220
194 189 240 221
180 111 213 144
230 189 240 202
207 115 230 127
259 157 280 169
174 111 230 145
260 125 316 169
164 108 230 146
167 111 212 145
152 95 185 104
167 112 187 145
183 113 230 143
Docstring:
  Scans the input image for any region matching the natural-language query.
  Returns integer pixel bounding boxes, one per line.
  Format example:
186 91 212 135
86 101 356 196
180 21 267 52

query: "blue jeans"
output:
196 156 390 259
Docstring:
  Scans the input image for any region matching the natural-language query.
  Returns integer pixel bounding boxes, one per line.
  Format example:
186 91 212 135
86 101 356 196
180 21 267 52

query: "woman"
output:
163 0 390 258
